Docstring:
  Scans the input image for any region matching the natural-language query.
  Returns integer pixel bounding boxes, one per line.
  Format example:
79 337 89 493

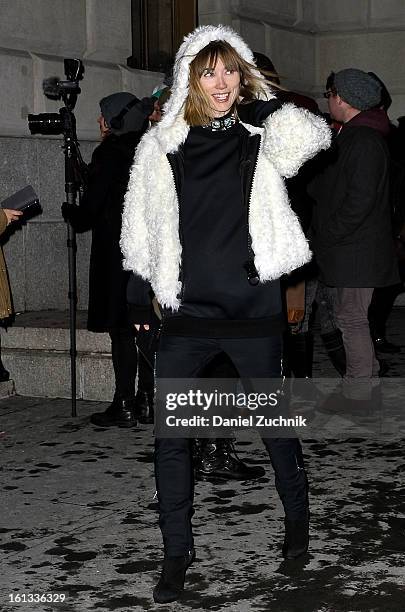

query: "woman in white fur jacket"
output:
121 25 331 604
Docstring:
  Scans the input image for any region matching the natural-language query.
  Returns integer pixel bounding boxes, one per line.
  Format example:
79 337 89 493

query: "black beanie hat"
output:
334 69 382 111
99 92 156 134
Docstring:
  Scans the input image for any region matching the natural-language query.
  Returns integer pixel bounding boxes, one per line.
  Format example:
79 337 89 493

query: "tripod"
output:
28 59 86 416
62 107 86 417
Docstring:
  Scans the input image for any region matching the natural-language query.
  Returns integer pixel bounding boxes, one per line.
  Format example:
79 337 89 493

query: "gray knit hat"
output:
334 68 382 111
99 92 156 134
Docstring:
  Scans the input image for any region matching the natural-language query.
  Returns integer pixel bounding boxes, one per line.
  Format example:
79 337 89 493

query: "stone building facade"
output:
0 0 162 312
0 0 404 313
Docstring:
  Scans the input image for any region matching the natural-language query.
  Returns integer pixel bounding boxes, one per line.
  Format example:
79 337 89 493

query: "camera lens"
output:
28 113 63 135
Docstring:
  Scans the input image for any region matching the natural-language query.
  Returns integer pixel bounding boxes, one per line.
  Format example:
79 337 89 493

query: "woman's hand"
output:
3 208 23 225
134 324 150 331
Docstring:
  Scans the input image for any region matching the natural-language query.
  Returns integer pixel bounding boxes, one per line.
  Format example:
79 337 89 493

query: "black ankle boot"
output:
282 512 309 559
133 389 154 424
153 548 195 604
90 397 138 428
374 337 401 354
321 329 346 377
194 438 265 481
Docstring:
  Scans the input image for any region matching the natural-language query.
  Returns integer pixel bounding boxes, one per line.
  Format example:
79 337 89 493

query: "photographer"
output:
62 92 157 426
0 207 22 381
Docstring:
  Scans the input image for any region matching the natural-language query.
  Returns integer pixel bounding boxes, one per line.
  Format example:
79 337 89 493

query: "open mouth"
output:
212 93 231 103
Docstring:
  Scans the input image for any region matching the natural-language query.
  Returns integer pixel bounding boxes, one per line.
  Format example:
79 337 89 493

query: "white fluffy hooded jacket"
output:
120 25 331 310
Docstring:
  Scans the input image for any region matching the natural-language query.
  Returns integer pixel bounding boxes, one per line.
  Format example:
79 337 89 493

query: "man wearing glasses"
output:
310 68 399 402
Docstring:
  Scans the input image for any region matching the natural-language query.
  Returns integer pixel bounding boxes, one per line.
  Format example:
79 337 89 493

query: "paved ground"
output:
1 309 405 612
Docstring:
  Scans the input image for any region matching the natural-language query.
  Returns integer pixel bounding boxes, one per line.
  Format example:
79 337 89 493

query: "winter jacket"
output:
0 210 12 321
121 25 331 312
67 131 145 331
310 110 399 288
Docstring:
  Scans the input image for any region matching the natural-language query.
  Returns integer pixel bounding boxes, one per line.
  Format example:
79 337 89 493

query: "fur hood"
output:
120 25 332 310
153 24 276 155
161 24 274 132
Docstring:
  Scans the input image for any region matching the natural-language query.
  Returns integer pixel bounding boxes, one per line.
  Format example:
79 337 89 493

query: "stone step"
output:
2 325 111 352
1 311 114 402
0 380 16 400
2 311 111 352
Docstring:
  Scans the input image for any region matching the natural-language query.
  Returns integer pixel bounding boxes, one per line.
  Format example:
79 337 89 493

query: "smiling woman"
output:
184 39 268 126
121 24 331 605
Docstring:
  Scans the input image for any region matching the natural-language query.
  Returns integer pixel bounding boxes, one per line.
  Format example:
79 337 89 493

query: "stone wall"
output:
231 0 405 121
198 0 235 26
0 0 162 311
196 1 405 121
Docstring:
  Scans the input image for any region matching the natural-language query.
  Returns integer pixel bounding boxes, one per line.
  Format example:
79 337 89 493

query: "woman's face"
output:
199 56 241 118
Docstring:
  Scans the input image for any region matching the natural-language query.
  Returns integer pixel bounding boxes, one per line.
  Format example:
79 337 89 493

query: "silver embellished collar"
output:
203 113 237 131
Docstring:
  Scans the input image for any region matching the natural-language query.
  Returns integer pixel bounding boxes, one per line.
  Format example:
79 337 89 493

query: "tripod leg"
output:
67 222 77 416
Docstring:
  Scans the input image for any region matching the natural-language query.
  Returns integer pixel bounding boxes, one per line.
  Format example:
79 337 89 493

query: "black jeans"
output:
109 327 154 399
155 334 308 556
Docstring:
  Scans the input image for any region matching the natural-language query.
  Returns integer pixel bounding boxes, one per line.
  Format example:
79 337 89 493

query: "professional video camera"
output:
27 58 87 418
28 58 84 136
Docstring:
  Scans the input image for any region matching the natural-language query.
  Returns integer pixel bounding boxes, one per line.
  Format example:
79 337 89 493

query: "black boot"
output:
282 512 309 559
133 389 154 424
153 548 195 604
284 332 323 401
194 438 265 481
285 332 313 378
321 329 346 377
90 396 138 428
373 337 401 354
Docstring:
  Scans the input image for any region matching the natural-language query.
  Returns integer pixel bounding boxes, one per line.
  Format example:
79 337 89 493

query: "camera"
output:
28 58 84 136
28 109 72 136
26 59 87 416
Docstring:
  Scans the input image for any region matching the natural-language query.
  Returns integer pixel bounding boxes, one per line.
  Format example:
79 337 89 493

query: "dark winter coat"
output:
69 131 144 331
309 111 399 288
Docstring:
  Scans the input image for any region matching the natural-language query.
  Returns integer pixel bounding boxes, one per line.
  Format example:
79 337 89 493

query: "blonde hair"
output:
184 40 270 127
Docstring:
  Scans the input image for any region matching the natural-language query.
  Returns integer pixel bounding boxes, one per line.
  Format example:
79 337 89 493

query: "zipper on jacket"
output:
166 150 186 301
241 133 261 286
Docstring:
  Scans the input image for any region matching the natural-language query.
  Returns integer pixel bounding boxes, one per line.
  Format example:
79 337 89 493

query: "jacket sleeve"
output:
262 103 332 178
237 99 282 126
126 272 154 324
120 134 154 279
320 133 389 246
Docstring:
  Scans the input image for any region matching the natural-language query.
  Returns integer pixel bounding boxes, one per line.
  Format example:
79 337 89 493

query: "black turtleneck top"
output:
162 103 284 338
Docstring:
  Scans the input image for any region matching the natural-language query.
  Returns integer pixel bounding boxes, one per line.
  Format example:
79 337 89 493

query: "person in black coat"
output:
62 92 158 426
366 72 404 354
310 69 399 400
